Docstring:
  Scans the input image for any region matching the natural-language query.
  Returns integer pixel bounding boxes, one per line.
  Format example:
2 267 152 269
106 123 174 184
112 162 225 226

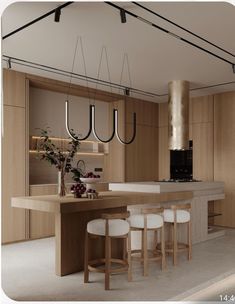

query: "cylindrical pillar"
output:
168 80 189 150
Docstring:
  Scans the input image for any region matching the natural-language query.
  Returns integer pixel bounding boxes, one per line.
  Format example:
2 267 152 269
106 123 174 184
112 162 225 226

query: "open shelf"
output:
29 135 108 156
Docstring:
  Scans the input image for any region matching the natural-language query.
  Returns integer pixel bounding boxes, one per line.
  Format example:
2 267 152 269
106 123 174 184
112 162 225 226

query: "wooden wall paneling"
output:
158 126 170 180
126 99 158 127
2 106 27 243
125 100 159 182
29 185 57 238
192 122 214 181
125 124 158 181
158 103 168 127
103 100 125 182
158 103 169 180
25 79 30 239
191 95 214 123
214 91 235 227
3 69 26 107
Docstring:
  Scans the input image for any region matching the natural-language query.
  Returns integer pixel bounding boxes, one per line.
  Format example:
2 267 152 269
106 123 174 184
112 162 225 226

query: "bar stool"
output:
163 203 192 266
128 207 166 277
84 211 132 290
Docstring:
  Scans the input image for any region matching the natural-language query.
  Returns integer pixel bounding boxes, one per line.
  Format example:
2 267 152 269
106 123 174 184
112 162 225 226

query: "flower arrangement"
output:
37 128 80 196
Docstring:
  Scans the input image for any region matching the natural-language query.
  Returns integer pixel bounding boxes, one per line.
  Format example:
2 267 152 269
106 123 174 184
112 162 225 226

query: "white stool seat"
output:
87 219 130 236
164 209 190 223
128 214 163 229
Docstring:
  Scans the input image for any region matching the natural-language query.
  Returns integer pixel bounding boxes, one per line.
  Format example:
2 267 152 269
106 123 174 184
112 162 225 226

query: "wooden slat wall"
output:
214 91 235 228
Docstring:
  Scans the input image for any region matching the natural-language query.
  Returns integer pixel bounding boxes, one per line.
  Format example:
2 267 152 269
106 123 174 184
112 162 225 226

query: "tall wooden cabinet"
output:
190 95 214 181
104 99 159 182
2 70 28 243
214 91 235 228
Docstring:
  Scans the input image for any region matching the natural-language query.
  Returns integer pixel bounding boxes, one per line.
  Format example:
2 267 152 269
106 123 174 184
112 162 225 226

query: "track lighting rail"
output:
2 2 74 40
106 2 235 70
3 55 235 97
132 2 235 59
2 55 160 98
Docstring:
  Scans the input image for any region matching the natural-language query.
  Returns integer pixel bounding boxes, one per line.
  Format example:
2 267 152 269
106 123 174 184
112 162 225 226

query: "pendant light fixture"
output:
65 38 136 145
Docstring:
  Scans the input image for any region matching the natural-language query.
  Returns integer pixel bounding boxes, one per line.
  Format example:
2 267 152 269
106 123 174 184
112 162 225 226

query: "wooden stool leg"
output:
188 220 192 260
143 227 148 276
141 230 144 264
154 229 158 249
173 221 178 266
127 232 132 282
105 235 111 290
123 236 127 261
161 226 166 270
84 231 89 283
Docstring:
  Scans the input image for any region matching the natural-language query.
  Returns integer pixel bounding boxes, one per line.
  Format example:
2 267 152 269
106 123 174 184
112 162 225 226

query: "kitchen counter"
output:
109 181 224 194
109 181 225 248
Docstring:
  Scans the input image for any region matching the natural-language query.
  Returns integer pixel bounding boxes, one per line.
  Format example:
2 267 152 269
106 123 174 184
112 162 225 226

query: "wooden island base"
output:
12 191 192 276
55 206 126 276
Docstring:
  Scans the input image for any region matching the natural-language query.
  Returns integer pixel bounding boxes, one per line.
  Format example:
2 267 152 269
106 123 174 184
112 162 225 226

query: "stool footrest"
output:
131 249 163 261
88 258 128 274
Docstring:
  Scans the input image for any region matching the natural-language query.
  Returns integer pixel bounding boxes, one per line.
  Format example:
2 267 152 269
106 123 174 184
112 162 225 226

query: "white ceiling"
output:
2 1 235 102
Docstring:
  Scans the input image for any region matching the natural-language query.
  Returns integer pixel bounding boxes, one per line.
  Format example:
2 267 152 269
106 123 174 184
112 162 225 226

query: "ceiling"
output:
2 1 235 102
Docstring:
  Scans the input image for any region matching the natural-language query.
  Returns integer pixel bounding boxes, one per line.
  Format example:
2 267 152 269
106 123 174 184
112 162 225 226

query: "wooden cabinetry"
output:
158 103 170 180
2 70 27 243
104 99 159 182
214 91 235 228
191 95 214 181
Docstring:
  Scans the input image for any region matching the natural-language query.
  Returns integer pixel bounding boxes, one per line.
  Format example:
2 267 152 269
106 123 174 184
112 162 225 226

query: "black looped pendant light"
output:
65 38 136 145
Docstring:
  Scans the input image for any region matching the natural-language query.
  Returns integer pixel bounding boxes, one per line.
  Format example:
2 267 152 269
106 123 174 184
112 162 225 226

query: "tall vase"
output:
58 170 66 197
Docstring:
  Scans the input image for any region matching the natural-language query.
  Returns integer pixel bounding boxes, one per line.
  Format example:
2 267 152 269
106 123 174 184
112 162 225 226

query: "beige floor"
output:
1 229 235 302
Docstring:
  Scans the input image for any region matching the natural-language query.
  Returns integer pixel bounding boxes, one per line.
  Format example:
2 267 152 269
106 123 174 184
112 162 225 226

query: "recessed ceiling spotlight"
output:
54 7 61 22
120 8 126 23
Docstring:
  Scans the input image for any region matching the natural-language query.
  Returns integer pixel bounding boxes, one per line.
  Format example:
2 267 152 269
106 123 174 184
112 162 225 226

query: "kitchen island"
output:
12 190 192 276
109 181 225 245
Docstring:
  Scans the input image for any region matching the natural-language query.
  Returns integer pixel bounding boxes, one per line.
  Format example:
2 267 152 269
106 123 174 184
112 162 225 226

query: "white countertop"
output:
109 181 224 193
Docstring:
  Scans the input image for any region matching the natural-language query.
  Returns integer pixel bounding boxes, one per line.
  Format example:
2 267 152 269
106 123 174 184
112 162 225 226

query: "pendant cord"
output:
79 37 92 104
66 36 79 101
119 53 132 95
94 46 113 103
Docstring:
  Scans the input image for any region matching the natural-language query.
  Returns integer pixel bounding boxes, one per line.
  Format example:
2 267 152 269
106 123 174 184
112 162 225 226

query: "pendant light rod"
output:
91 105 116 143
105 2 235 68
2 55 161 98
115 110 136 144
132 2 235 59
2 2 74 40
65 100 92 141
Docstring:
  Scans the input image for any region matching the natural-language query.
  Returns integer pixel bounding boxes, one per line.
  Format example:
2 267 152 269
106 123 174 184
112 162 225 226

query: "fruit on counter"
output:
71 183 86 197
83 172 100 178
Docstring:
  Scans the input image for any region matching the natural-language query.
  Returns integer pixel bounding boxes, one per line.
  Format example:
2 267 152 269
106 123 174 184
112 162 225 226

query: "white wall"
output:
29 88 109 184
